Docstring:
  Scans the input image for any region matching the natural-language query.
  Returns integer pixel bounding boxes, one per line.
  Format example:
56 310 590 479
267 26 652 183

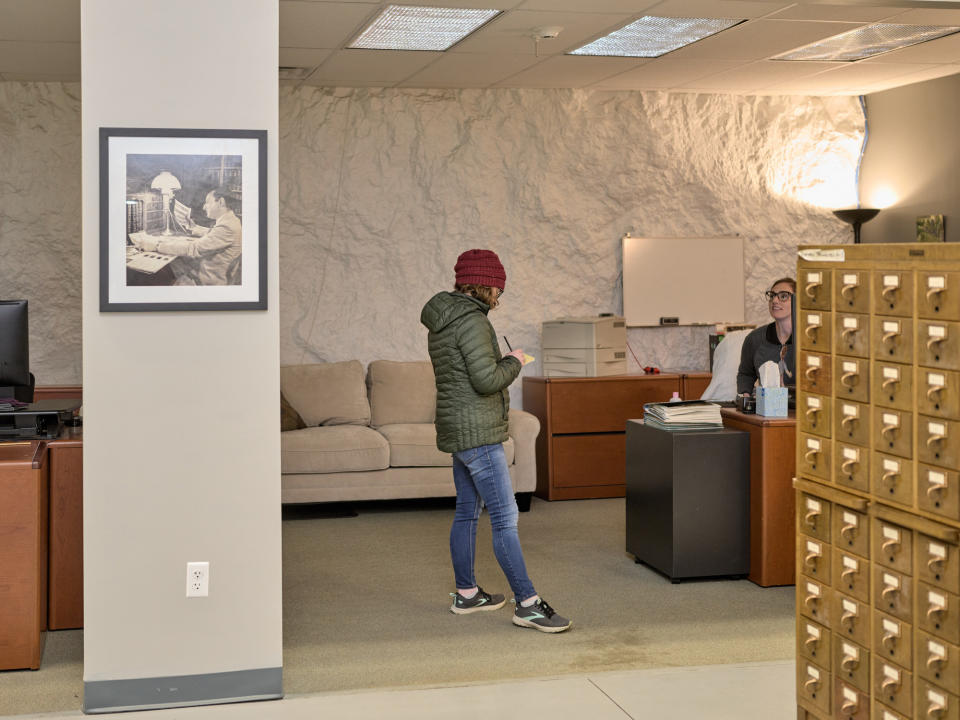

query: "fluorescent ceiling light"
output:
349 4 501 51
773 23 960 62
569 16 744 58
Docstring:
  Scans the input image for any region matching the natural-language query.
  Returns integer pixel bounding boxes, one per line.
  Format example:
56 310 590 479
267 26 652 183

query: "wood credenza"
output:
522 373 696 500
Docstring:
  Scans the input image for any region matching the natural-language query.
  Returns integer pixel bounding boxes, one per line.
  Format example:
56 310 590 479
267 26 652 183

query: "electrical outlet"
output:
186 561 209 598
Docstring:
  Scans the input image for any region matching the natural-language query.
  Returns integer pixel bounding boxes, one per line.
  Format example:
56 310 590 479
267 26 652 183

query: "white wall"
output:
81 0 281 710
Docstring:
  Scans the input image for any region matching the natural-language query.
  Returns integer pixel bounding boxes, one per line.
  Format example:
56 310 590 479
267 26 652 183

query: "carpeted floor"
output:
0 497 796 716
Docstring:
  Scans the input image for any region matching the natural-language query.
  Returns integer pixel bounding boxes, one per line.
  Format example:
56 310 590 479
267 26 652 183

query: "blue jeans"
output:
451 443 536 602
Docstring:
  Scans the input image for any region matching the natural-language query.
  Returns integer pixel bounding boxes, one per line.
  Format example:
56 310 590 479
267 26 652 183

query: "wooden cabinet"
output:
0 440 49 670
522 374 682 500
48 428 83 630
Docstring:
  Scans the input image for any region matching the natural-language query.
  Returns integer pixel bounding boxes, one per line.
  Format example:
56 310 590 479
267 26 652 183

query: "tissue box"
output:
756 387 788 417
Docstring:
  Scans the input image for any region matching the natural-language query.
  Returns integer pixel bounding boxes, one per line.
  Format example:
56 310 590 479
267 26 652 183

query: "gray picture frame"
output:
99 127 267 312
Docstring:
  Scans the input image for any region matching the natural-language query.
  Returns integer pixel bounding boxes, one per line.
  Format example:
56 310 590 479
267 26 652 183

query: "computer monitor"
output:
0 300 32 402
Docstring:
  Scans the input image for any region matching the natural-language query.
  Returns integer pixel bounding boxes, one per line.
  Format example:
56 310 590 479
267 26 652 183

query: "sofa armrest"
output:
507 408 540 493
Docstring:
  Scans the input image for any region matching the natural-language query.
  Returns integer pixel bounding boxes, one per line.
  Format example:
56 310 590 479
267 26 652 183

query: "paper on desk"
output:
759 360 780 388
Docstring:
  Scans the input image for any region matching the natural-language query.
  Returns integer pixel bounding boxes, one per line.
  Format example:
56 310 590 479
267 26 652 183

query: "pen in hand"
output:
503 335 513 351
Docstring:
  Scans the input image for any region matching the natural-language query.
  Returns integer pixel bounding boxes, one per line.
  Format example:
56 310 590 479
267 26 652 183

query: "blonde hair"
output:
455 283 500 309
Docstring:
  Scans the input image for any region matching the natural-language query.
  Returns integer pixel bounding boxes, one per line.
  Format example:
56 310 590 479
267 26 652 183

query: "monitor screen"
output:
0 300 30 388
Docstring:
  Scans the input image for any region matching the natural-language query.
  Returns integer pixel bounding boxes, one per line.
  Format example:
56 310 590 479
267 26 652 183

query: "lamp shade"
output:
833 208 880 244
150 171 181 192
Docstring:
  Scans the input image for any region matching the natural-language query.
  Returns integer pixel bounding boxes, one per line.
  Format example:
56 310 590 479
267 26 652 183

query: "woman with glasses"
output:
420 249 571 633
736 277 796 395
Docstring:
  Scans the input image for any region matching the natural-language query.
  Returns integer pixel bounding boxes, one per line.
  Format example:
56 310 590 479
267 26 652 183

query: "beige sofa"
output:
280 360 540 510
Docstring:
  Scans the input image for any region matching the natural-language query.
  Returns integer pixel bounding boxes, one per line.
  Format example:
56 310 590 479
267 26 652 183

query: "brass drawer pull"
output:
929 557 945 573
804 366 820 380
804 552 820 569
841 567 857 583
882 423 900 441
928 434 946 448
927 655 945 670
882 538 902 555
840 655 859 672
840 523 857 541
881 677 901 694
804 510 820 528
840 610 857 628
804 449 820 464
804 594 819 610
882 633 897 652
882 377 900 391
841 327 858 342
805 282 821 299
840 699 858 717
928 385 945 401
928 286 946 302
841 371 858 387
804 676 820 692
881 471 900 489
883 330 901 343
928 703 946 719
841 416 858 431
804 635 819 651
928 336 947 350
882 585 900 601
805 324 821 339
841 458 859 475
928 605 945 621
805 407 820 420
882 286 899 302
927 484 947 499
841 283 858 300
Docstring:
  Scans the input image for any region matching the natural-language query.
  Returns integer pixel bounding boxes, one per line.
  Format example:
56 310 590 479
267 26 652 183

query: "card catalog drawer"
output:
918 581 960 645
918 533 960 595
919 320 960 371
799 577 832 627
873 566 912 623
873 519 913 574
800 433 832 481
918 629 960 696
919 271 960 321
916 678 960 720
873 657 913 717
836 313 871 358
800 393 832 438
798 657 832 716
802 352 832 394
800 616 832 668
873 702 909 720
801 310 832 353
835 677 870 719
873 316 913 364
872 361 913 412
799 493 832 542
920 416 960 471
799 534 831 585
835 636 870 694
874 407 913 460
837 400 870 447
833 547 869 602
874 270 914 317
834 505 869 559
874 610 912 671
919 368 960 420
837 269 870 314
834 592 871 647
919 464 960 522
836 356 870 403
872 452 914 508
802 269 832 310
836 443 870 494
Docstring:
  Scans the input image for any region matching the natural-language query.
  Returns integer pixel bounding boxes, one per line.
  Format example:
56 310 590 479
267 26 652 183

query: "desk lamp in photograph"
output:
150 170 181 235
833 208 879 244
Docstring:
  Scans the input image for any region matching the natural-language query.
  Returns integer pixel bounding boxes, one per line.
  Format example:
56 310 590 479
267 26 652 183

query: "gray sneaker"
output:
513 597 571 633
450 586 506 614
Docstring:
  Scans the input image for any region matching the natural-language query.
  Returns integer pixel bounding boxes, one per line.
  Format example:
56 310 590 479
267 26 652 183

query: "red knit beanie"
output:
454 249 506 290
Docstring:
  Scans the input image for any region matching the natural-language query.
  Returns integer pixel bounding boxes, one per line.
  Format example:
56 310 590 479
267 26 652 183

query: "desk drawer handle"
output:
928 286 946 302
927 655 945 671
883 330 901 344
805 324 821 339
841 567 857 584
882 286 899 302
805 366 820 380
840 610 857 628
804 510 820 528
841 371 859 388
881 471 900 489
882 377 900 391
804 594 819 610
840 523 858 541
928 336 947 350
804 676 820 692
882 423 900 441
841 458 859 475
841 283 858 300
928 605 946 621
841 327 858 342
805 407 820 421
805 282 822 299
882 538 901 555
842 416 858 431
840 655 859 672
805 449 820 464
882 632 898 652
840 699 858 717
928 484 947 499
928 385 945 401
881 677 901 695
882 585 900 601
804 552 820 569
928 434 946 448
804 634 820 651
929 557 946 573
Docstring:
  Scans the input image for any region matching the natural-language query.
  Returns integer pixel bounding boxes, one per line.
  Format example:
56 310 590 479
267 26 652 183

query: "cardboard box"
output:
756 387 788 417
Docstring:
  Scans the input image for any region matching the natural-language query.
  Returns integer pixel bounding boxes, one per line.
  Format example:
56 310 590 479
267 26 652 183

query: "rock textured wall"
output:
0 82 82 385
1 83 863 402
279 87 861 405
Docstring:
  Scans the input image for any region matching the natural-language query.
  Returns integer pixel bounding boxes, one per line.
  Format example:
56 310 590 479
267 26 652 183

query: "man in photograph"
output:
131 186 242 286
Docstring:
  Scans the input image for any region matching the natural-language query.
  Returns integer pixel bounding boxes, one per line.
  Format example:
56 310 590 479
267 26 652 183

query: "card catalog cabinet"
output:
797 244 960 720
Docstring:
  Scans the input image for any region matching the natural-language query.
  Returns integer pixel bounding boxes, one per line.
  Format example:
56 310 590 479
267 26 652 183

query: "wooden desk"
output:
0 440 49 670
522 374 682 500
47 427 83 630
721 407 796 587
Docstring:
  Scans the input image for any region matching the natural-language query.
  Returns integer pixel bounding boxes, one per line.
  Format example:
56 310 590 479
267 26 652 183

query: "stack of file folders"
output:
642 400 723 431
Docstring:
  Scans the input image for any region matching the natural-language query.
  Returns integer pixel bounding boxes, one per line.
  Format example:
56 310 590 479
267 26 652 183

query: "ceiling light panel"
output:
569 16 745 58
349 5 501 52
773 23 960 62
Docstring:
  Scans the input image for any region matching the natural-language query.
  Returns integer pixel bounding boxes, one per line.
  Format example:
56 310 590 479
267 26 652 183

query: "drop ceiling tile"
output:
301 0 525 5
280 1 379 48
684 59 844 92
861 63 960 92
769 60 941 94
858 27 960 64
280 47 334 68
882 8 960 26
494 54 646 87
0 0 79 43
668 19 860 62
643 0 793 20
590 57 739 88
451 9 632 55
0 41 79 75
398 52 540 86
517 0 658 12
310 48 441 83
766 5 902 23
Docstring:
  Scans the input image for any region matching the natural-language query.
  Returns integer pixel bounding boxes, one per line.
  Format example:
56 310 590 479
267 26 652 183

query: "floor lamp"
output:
833 208 880 244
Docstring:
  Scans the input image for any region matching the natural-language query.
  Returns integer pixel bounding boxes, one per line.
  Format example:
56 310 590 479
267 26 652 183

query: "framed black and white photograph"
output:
100 127 267 311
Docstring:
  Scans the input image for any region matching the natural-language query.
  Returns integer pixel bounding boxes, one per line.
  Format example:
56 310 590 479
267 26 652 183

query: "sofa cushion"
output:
281 361 371 427
280 392 306 432
378 423 515 468
281 425 389 474
367 360 436 427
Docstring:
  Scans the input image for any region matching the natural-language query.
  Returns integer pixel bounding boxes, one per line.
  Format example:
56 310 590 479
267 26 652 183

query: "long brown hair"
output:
455 283 500 309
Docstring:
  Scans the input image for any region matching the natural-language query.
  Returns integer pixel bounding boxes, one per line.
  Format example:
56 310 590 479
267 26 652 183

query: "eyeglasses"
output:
765 290 793 302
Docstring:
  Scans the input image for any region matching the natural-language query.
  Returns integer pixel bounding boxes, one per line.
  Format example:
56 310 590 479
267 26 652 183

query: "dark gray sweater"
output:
736 322 795 394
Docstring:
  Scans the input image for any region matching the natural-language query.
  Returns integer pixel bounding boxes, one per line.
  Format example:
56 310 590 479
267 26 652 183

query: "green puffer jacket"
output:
420 291 521 454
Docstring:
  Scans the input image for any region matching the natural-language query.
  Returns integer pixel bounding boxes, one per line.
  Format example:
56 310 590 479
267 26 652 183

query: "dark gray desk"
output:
625 420 749 581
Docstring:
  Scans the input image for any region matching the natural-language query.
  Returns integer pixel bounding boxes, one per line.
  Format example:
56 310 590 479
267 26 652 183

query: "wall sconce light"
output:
833 208 880 244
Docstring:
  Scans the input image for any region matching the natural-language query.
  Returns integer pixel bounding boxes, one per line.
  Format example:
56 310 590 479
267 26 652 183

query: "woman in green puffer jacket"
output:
420 249 571 633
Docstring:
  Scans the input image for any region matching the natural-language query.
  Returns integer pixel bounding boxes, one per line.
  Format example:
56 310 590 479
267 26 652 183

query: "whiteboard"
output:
622 236 744 327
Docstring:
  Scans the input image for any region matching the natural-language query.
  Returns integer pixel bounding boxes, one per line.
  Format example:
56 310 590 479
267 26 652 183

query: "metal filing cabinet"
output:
796 244 960 720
